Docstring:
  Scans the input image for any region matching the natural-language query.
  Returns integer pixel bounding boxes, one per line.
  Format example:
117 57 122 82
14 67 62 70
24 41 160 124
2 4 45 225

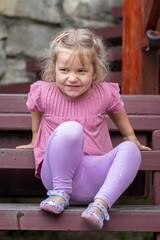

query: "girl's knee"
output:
118 141 141 165
56 121 83 142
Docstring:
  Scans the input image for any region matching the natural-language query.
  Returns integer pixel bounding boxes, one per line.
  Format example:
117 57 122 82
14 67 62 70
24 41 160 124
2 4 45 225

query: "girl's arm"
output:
16 111 42 149
107 108 151 151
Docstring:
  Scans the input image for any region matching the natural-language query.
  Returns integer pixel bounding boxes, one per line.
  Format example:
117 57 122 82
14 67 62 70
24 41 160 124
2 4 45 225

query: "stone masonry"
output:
0 0 122 84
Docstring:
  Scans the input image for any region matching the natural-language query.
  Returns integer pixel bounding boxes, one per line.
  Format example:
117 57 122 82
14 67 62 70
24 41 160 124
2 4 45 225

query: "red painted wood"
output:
0 149 35 169
153 172 160 205
1 94 160 114
122 95 160 114
94 25 122 40
0 204 160 231
0 82 32 94
152 130 160 150
26 59 41 72
0 94 28 113
0 113 31 130
109 71 122 85
139 151 160 170
122 0 159 94
0 149 159 170
145 0 160 30
112 46 122 61
112 6 123 19
0 114 155 130
0 114 160 131
122 0 142 94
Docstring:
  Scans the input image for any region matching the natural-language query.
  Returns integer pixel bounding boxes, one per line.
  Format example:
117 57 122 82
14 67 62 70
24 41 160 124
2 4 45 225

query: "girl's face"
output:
55 50 96 99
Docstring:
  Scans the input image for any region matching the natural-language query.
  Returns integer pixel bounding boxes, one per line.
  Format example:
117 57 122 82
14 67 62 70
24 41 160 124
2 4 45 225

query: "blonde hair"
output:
40 28 111 82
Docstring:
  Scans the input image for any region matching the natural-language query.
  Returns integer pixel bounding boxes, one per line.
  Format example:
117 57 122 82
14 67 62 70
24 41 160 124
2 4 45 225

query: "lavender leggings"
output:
41 121 141 208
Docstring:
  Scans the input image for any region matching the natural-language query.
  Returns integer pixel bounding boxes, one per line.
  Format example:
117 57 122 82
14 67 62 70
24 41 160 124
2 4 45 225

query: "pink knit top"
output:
26 80 124 178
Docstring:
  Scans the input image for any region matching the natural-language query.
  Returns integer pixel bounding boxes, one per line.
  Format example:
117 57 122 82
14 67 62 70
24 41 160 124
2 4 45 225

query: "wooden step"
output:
0 203 160 231
1 94 160 114
0 113 160 131
94 24 122 40
0 149 159 171
112 6 123 19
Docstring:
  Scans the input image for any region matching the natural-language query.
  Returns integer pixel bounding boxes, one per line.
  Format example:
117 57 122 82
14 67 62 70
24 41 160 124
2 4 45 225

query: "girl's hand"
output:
124 136 152 151
16 143 34 149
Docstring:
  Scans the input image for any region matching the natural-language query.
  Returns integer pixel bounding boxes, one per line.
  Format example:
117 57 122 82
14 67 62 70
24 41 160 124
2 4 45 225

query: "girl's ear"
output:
93 72 97 81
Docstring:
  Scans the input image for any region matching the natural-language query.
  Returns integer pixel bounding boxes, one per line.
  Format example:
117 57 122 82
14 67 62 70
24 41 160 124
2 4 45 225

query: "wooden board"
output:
0 113 160 131
0 204 160 231
0 149 159 170
1 94 160 114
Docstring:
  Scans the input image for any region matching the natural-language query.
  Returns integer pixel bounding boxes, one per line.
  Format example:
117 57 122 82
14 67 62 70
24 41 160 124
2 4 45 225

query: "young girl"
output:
16 28 151 231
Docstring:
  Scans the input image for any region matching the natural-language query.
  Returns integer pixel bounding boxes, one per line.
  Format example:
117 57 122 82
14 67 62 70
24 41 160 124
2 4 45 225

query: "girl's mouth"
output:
66 85 81 90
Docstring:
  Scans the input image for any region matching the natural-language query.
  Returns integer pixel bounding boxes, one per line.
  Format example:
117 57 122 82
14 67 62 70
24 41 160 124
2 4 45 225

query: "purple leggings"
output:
41 121 141 208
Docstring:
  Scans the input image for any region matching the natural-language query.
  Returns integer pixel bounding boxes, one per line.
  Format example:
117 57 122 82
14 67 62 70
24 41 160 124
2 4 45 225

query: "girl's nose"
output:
68 72 78 83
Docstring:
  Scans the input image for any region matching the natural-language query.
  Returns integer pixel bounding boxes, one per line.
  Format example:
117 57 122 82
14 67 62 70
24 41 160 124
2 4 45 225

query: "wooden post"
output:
122 0 159 94
153 130 160 240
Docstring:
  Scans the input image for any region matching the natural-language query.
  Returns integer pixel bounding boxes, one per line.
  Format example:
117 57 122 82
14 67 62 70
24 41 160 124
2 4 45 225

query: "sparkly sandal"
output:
81 202 110 230
40 190 70 214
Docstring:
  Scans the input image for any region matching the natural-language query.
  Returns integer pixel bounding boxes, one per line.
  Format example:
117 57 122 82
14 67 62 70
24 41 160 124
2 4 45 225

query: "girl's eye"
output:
78 69 87 73
60 69 68 72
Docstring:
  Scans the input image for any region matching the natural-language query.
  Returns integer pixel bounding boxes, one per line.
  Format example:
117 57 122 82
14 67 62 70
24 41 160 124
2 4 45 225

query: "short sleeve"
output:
26 81 44 112
106 83 124 113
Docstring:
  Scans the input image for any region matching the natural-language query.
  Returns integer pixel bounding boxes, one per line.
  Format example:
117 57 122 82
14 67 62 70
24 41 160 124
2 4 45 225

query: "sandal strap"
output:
47 190 70 204
89 202 110 220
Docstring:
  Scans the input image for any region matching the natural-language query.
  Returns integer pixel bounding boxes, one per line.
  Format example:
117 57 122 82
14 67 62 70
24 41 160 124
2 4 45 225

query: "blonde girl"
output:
17 29 151 230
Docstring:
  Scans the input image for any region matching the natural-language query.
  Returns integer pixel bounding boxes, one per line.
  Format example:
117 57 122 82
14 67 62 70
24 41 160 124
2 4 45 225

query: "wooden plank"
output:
140 151 160 170
26 59 41 72
0 114 160 131
109 71 122 85
0 94 28 113
112 6 123 19
153 172 160 205
152 130 160 150
122 0 159 94
93 24 122 40
112 46 122 61
1 94 160 114
0 204 160 231
144 0 160 30
0 82 32 94
122 95 160 114
0 149 35 169
0 113 31 130
122 0 142 94
108 115 160 131
0 149 159 170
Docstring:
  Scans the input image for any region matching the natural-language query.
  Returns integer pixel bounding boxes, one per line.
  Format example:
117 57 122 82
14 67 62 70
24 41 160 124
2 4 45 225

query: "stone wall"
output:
0 0 122 85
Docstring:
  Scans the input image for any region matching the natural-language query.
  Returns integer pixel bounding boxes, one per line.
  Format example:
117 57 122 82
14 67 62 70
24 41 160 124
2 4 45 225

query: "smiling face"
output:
55 50 96 99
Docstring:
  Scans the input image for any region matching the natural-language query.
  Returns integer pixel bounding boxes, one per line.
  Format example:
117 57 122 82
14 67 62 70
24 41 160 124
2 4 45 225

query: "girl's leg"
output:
94 141 141 208
71 141 141 208
41 121 84 195
79 141 141 230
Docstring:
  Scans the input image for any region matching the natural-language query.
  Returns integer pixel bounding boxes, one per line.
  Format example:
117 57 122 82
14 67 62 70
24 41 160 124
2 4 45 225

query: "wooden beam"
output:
0 94 160 114
122 0 159 94
0 113 160 131
0 149 159 171
0 204 160 231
